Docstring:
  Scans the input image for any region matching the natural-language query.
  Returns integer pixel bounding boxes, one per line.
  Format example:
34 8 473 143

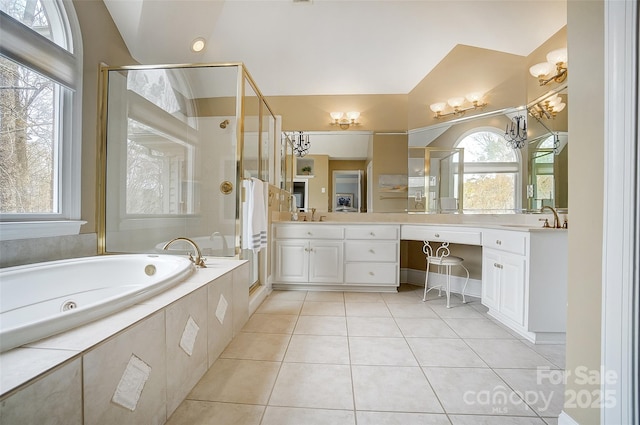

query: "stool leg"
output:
437 265 443 297
445 264 451 308
423 260 429 302
461 264 470 304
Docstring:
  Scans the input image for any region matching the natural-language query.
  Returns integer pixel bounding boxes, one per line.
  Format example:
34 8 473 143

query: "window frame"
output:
0 0 83 240
455 126 523 212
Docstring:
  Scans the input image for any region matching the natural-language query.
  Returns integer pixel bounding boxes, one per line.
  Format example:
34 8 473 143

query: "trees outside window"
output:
0 0 82 230
456 129 521 212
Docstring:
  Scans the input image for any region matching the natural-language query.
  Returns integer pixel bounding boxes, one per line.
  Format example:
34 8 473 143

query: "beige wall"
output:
370 134 408 213
407 45 527 130
296 154 329 213
265 94 408 132
73 0 135 235
565 1 604 424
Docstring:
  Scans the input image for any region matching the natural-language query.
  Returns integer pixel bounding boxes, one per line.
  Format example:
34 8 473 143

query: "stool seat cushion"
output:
427 255 465 266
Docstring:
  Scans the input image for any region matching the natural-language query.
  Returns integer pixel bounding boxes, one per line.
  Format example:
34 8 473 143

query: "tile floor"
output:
166 284 565 425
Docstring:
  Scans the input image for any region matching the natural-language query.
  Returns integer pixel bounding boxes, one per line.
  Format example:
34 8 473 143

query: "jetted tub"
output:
0 254 194 353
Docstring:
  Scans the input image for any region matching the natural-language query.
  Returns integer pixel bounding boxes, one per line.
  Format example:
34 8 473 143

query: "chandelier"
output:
292 131 310 157
505 115 527 149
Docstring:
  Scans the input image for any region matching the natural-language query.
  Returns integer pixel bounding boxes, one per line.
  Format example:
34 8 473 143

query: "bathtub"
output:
0 254 194 353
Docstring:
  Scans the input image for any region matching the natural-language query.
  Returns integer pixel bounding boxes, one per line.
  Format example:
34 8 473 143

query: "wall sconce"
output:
330 111 360 130
529 48 568 86
505 115 527 149
429 92 487 119
529 94 566 119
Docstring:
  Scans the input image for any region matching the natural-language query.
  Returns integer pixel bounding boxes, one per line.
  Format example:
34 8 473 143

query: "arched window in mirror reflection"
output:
455 129 521 213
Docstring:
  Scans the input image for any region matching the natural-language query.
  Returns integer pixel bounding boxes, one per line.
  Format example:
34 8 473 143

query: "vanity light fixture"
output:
505 115 528 149
330 111 360 130
530 94 566 119
191 37 206 53
430 92 487 119
529 48 568 86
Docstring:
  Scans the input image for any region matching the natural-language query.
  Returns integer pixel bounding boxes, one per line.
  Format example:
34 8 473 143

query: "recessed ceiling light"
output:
191 38 206 53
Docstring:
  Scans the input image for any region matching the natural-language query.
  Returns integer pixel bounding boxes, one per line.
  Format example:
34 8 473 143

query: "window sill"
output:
0 221 87 241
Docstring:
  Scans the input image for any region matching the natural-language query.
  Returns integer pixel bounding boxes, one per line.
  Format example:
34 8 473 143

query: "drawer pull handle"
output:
434 233 440 238
369 249 375 254
369 271 375 276
496 240 502 245
307 232 312 236
370 232 375 236
304 248 309 252
494 263 503 269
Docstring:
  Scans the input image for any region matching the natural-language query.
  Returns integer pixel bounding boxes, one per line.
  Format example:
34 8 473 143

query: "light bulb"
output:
346 111 360 121
466 92 484 103
447 97 465 108
430 102 446 113
529 62 554 78
546 48 568 65
553 102 566 113
191 38 206 52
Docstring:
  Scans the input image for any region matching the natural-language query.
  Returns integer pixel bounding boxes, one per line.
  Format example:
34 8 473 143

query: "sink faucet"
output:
311 208 316 221
540 206 561 229
162 237 206 268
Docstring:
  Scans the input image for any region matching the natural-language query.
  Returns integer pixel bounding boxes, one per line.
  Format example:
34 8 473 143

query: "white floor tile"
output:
284 335 350 364
349 337 418 366
261 406 355 425
407 338 488 368
269 363 353 410
352 365 443 413
294 315 348 336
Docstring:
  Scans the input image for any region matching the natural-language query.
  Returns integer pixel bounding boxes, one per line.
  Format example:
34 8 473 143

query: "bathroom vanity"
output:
273 221 567 344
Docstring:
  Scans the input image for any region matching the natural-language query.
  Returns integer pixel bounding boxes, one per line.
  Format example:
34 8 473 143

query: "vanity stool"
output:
422 241 470 308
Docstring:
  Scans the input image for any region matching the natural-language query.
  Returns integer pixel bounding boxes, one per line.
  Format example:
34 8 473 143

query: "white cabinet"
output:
482 248 525 326
344 225 399 287
274 239 343 284
274 225 344 286
481 228 567 344
273 224 399 291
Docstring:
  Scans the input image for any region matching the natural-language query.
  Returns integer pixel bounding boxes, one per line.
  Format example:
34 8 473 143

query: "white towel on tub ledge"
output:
242 177 268 252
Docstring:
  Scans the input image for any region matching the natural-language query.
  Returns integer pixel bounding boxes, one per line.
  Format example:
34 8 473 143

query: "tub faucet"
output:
540 206 561 229
162 237 206 268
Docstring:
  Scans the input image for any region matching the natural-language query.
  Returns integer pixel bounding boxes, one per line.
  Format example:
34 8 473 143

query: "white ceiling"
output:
103 0 567 97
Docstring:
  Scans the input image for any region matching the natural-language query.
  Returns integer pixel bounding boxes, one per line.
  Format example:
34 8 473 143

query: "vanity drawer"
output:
345 225 399 240
482 229 528 255
402 225 482 245
344 241 398 262
274 225 344 240
345 263 398 285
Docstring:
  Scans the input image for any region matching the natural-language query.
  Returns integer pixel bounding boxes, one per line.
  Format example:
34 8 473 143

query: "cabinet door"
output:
275 240 309 282
309 241 344 283
481 248 501 310
499 252 526 326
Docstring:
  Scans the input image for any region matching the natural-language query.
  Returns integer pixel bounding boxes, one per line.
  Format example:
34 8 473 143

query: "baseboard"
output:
558 411 580 425
401 267 482 299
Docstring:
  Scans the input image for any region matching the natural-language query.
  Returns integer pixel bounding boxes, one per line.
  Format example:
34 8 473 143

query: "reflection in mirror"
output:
409 147 463 213
526 85 568 210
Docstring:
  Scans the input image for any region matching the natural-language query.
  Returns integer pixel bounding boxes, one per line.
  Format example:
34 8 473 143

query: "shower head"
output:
220 119 230 129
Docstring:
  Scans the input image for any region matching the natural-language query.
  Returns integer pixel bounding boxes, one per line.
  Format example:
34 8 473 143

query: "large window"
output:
456 129 520 212
0 0 82 238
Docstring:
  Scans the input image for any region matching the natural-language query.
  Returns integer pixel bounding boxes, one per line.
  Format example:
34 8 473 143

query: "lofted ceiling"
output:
103 0 567 97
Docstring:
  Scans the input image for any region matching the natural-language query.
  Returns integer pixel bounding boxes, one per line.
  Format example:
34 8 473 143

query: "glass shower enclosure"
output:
98 63 277 287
